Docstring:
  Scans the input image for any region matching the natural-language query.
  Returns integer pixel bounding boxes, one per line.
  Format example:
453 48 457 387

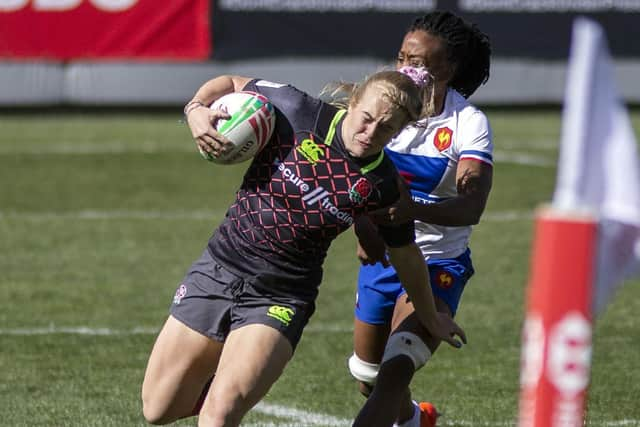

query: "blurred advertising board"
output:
0 0 210 59
212 0 640 60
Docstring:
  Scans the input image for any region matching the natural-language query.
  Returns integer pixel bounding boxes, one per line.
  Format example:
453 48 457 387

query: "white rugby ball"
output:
200 91 276 164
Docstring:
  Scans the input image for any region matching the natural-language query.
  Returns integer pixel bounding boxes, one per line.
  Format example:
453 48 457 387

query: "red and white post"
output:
518 207 596 427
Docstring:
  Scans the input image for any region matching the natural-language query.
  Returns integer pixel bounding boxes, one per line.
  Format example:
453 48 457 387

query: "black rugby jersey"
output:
208 79 415 300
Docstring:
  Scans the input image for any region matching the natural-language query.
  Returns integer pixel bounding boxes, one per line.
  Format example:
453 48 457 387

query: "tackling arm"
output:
370 159 493 227
414 159 493 225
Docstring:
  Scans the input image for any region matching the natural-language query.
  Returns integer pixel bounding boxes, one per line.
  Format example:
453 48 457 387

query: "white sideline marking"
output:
0 141 191 154
483 210 534 222
0 209 534 222
0 326 159 336
252 402 351 426
0 210 223 221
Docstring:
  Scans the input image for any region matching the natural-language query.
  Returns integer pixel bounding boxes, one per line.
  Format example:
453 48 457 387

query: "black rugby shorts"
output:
169 249 315 350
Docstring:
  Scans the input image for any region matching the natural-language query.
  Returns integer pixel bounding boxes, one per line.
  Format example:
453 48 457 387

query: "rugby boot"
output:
418 401 438 427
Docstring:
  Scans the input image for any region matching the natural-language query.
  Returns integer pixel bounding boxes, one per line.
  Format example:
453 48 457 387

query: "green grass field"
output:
1 109 639 426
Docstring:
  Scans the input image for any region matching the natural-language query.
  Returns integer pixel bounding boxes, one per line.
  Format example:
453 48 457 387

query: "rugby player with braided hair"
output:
348 11 493 427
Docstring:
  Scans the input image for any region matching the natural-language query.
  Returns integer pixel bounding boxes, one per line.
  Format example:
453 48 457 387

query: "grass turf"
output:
1 109 639 426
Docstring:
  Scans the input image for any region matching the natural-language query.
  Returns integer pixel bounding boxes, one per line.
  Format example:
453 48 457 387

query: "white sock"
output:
392 401 420 427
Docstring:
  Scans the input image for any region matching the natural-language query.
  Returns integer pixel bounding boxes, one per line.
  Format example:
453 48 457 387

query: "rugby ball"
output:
200 91 276 164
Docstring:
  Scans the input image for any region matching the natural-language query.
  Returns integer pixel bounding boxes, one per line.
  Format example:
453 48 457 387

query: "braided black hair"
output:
408 11 491 98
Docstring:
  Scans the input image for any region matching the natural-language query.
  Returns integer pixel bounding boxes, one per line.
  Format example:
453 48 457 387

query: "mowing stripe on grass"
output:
0 210 225 221
483 210 534 222
0 140 192 154
0 141 556 168
0 326 159 335
493 152 555 167
602 422 640 426
499 139 559 150
0 324 352 336
0 209 534 222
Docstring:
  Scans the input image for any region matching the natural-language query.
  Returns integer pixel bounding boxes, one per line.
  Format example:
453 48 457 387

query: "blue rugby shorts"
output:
355 248 474 324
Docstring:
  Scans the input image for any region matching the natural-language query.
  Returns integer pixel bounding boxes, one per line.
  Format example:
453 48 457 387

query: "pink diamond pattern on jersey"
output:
224 131 378 259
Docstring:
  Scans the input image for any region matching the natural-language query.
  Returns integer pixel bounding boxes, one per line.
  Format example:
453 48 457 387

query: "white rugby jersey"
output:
384 87 493 259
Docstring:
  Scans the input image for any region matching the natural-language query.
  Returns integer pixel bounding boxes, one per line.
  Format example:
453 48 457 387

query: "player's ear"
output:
346 98 357 115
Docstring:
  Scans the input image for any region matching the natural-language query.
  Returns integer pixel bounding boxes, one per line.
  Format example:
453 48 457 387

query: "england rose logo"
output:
349 177 373 205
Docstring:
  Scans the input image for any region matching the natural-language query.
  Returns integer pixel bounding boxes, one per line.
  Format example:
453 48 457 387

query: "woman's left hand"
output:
354 216 390 267
423 312 467 349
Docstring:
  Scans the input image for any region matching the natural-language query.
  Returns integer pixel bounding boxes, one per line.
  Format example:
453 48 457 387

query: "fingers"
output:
358 255 389 267
195 131 234 158
442 331 464 348
187 106 233 159
444 324 467 349
211 106 231 121
427 314 466 349
456 325 467 345
198 136 222 153
443 335 463 349
358 256 372 266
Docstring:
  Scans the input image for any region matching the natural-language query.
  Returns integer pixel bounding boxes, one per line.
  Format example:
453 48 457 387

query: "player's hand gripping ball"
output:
201 91 276 164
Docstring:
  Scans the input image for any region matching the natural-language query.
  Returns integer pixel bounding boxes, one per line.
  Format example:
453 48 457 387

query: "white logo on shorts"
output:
173 284 187 305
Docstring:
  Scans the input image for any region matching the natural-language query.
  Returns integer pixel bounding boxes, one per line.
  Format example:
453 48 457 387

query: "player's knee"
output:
141 381 187 425
141 395 173 425
199 392 244 427
348 353 380 390
381 331 432 371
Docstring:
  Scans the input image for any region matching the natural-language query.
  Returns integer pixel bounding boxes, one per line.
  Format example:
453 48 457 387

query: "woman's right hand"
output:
185 102 232 159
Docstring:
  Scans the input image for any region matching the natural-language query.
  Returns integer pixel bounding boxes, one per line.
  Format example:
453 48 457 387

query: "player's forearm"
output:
189 75 252 106
409 194 487 226
409 159 492 226
388 244 438 327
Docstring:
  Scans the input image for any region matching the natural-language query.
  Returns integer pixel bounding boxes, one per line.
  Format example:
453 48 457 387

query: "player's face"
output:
342 84 408 158
396 30 453 96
